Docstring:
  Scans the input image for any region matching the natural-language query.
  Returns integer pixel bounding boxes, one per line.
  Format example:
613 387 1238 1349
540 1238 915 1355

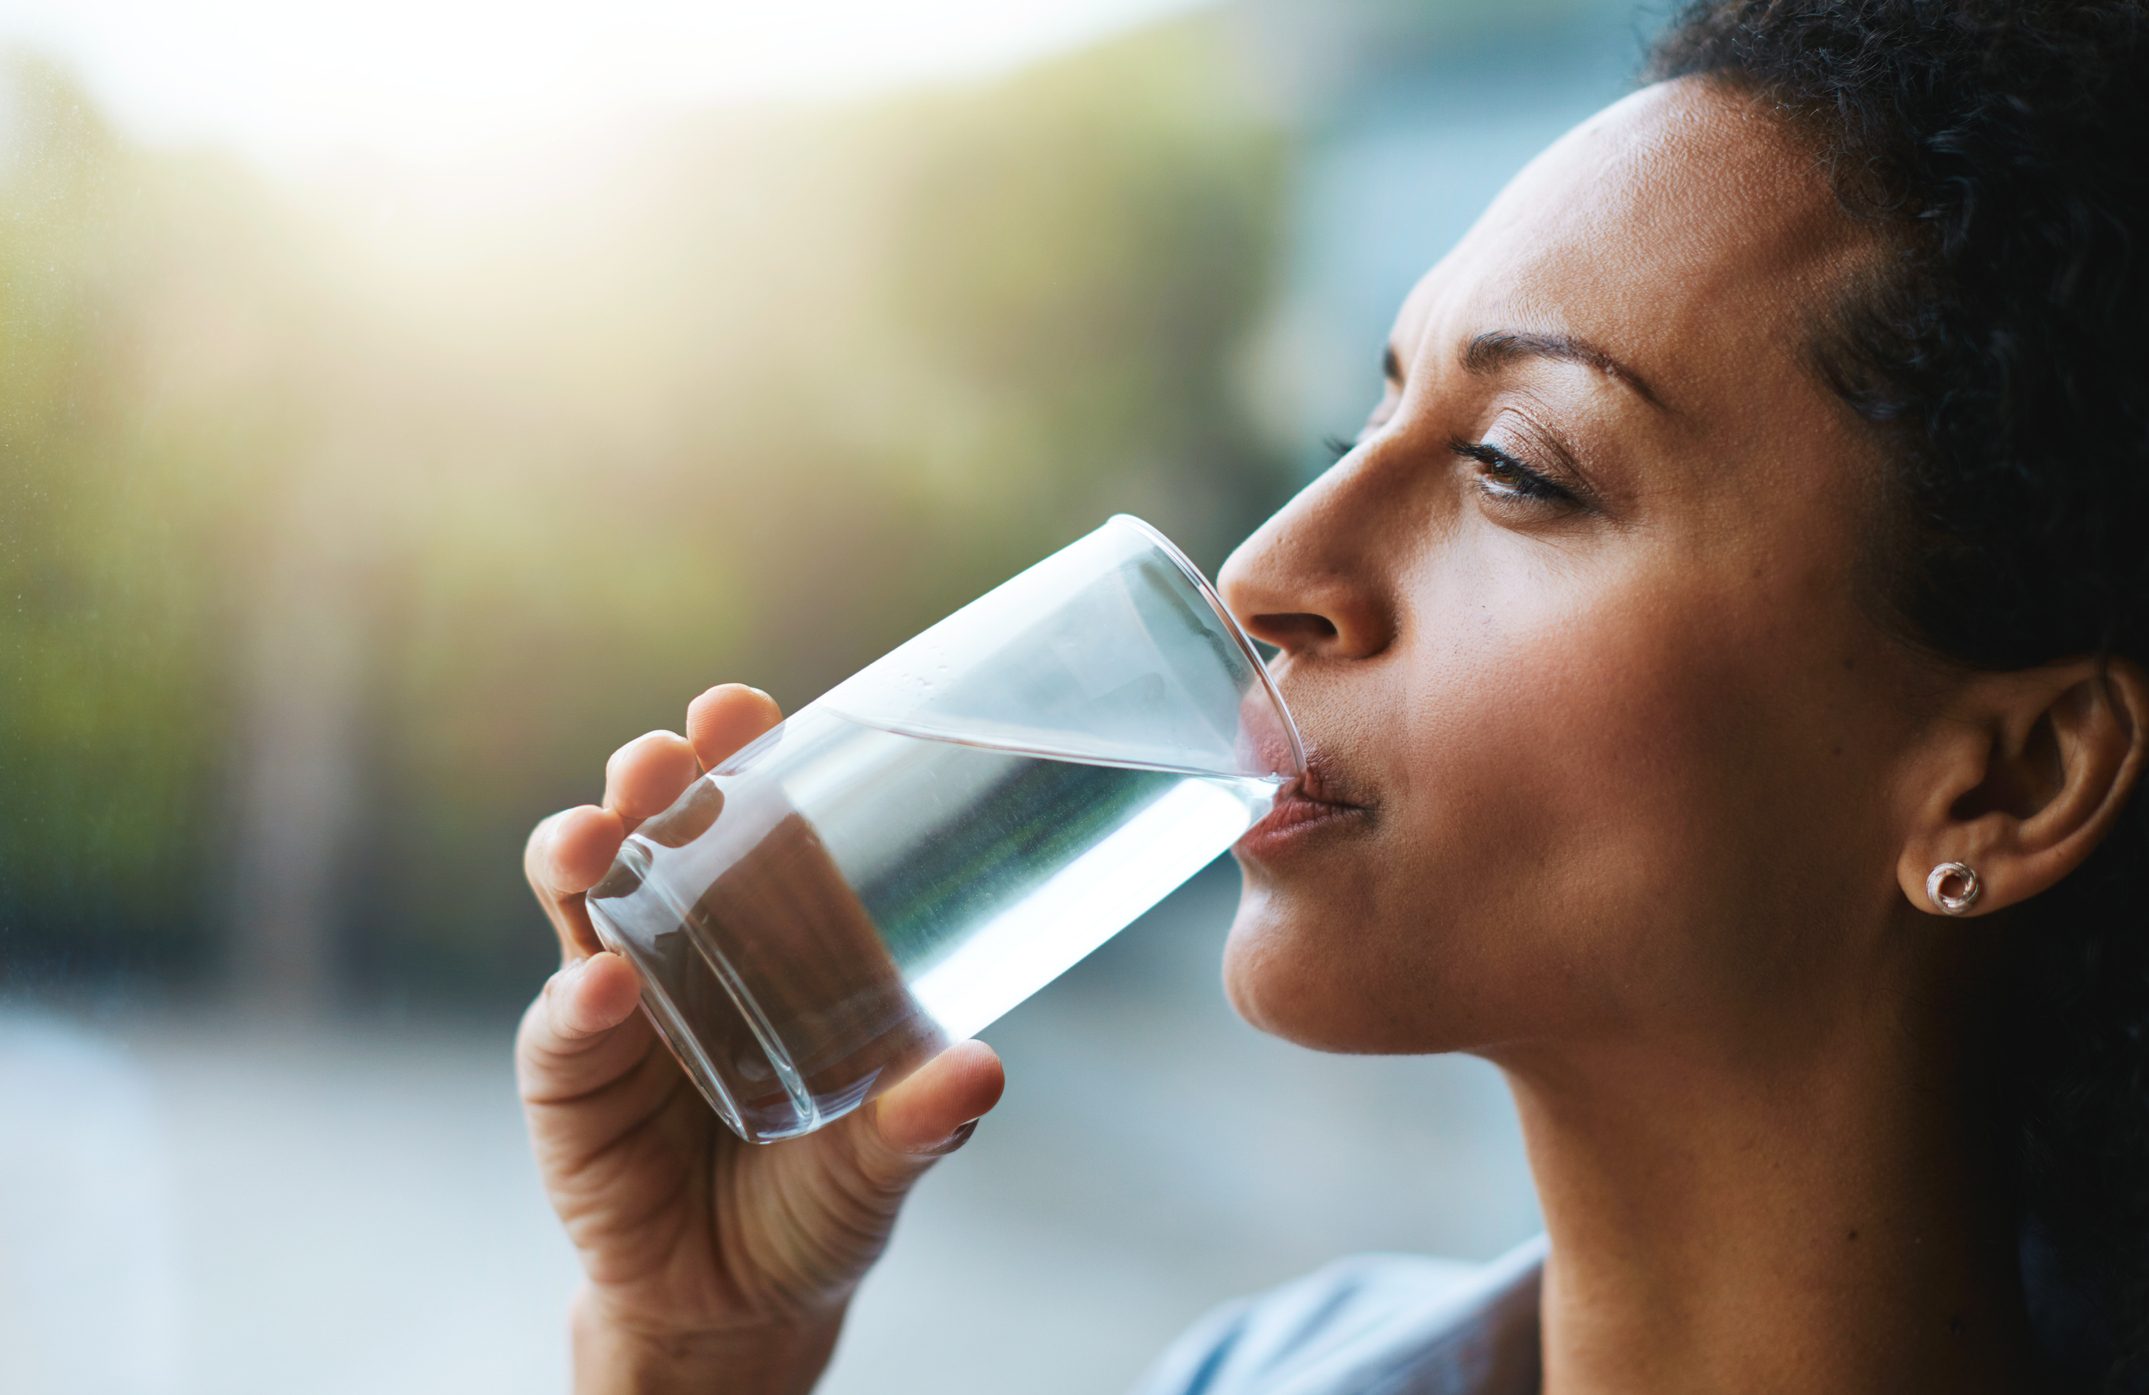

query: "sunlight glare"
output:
1 0 1207 167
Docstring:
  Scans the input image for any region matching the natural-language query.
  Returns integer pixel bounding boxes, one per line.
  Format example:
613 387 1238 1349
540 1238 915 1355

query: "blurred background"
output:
2 0 1654 1389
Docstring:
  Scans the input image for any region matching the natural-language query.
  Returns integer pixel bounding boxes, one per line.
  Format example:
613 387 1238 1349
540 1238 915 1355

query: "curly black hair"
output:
1648 1 2149 1389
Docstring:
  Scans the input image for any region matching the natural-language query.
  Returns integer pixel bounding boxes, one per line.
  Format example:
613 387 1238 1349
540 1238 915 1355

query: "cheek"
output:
1225 539 1874 1052
1458 566 1863 963
1224 555 1699 1049
1407 591 1741 1011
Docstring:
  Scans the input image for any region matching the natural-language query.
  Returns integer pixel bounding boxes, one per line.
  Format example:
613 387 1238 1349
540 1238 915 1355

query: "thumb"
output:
853 1040 1006 1170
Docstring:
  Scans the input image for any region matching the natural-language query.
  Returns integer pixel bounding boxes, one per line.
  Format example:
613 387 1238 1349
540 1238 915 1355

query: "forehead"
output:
1396 77 1873 414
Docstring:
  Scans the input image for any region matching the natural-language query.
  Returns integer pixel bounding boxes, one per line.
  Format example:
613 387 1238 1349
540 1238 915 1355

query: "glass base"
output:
583 841 821 1145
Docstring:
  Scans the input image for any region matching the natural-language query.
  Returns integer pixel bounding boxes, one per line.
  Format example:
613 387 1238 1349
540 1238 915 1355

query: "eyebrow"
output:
1384 330 1671 413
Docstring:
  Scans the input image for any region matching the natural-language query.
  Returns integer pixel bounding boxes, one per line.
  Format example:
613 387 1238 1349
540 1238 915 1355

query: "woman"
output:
515 0 2149 1390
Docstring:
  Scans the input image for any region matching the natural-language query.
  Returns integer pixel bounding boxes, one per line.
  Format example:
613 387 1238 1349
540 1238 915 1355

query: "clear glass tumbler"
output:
583 514 1304 1143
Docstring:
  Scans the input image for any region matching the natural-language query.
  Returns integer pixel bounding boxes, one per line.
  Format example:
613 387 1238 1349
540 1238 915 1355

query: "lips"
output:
1236 704 1360 801
1236 745 1369 859
1288 751 1361 810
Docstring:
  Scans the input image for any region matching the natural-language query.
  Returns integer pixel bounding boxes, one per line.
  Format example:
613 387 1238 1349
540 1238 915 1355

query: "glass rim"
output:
1106 512 1307 782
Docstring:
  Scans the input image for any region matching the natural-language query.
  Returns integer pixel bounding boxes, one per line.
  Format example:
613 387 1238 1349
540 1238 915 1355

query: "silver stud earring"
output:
1925 861 1982 915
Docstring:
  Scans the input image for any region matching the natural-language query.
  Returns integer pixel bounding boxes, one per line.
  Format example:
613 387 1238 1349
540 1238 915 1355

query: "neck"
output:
1494 960 2048 1395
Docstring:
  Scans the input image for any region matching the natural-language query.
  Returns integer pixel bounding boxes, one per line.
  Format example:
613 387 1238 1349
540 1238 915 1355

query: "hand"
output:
517 683 1006 1393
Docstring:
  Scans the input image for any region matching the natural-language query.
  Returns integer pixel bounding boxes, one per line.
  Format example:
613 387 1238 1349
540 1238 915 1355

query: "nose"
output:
1217 468 1395 664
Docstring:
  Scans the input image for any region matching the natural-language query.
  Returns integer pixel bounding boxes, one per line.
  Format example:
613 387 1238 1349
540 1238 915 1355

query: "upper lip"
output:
1240 680 1369 810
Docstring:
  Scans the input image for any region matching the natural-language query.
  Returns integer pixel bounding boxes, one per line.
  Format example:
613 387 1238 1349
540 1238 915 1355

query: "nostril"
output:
1249 612 1339 651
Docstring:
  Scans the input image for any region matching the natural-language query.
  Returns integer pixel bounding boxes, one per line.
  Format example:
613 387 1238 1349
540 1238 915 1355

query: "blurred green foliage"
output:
0 20 1295 1006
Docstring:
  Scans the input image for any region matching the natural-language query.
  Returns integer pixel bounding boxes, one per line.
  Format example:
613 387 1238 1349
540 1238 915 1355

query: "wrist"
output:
569 1286 842 1395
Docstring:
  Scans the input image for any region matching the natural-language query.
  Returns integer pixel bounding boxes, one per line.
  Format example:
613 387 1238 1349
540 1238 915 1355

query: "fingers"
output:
860 1040 1006 1161
524 683 778 969
686 684 784 772
514 951 654 1108
533 805 627 893
603 731 701 832
525 804 626 962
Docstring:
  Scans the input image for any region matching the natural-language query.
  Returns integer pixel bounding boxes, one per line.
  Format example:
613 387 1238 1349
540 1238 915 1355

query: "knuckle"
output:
842 1122 932 1198
517 974 582 1066
512 993 552 1075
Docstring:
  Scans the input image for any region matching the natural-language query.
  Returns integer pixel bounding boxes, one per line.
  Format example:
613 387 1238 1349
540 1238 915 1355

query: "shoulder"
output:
1127 1235 1547 1395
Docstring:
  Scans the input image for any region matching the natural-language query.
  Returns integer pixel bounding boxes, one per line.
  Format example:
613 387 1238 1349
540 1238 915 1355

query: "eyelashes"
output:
1444 436 1575 505
1319 432 1578 508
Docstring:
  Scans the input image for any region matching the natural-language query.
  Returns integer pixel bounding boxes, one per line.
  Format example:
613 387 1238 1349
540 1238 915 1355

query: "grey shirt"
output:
1127 1235 1548 1395
1127 1228 2125 1395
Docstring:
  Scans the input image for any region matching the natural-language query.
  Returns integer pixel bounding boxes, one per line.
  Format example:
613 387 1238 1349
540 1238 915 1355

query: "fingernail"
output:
896 1117 982 1159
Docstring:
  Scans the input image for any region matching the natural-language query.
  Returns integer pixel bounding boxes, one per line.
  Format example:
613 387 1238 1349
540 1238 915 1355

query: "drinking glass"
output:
584 514 1303 1143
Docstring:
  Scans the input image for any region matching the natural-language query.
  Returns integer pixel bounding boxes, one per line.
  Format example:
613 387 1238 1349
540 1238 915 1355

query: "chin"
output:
1221 882 1513 1057
1221 895 1393 1054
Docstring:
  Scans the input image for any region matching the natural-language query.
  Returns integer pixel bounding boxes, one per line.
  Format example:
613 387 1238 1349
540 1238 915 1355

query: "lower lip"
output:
1235 792 1367 861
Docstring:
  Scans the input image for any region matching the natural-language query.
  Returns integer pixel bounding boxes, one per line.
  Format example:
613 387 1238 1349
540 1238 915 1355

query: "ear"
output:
1895 655 2149 917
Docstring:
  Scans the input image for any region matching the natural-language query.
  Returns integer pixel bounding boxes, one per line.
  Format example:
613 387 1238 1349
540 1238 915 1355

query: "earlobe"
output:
1897 657 2149 919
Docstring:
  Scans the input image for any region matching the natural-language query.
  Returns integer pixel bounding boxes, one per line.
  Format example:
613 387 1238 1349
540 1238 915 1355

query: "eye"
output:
1448 437 1575 506
1320 431 1585 511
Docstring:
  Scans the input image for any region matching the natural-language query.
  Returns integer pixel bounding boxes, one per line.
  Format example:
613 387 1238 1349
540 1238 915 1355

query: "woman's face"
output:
1219 77 1948 1062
